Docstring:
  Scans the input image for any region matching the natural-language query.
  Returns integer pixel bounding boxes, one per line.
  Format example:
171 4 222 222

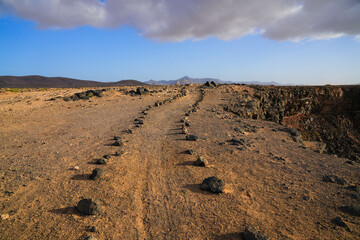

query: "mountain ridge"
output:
0 75 147 88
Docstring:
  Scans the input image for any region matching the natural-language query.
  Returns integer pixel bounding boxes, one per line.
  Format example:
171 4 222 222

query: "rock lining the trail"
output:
186 135 198 141
194 156 209 167
76 199 101 215
96 158 108 165
90 168 105 180
200 176 225 193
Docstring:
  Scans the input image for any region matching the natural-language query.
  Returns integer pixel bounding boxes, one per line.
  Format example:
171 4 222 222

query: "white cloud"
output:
1 0 360 41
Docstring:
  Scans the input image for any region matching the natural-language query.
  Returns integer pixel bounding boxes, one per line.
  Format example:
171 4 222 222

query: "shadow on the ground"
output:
212 232 245 240
176 161 195 166
49 207 82 216
72 174 91 180
184 184 213 195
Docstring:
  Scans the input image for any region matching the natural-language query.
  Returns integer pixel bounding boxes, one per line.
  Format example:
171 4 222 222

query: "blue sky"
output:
1 1 360 85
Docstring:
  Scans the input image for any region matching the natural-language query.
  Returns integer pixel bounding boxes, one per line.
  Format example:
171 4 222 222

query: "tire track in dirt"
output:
120 88 201 239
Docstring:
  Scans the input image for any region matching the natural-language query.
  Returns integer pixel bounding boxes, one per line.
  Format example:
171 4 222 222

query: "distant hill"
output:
0 75 147 88
145 76 232 85
145 76 280 86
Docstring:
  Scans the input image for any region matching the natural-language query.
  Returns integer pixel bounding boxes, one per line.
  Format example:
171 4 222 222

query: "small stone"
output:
84 235 97 240
113 140 123 147
194 156 209 167
90 226 98 232
76 199 101 215
185 122 190 127
96 158 108 165
200 176 225 193
186 135 198 141
90 168 105 180
184 150 195 155
74 166 80 170
230 138 245 145
0 214 10 220
137 120 144 125
103 154 111 159
113 136 122 141
115 150 125 156
182 127 188 134
244 226 270 240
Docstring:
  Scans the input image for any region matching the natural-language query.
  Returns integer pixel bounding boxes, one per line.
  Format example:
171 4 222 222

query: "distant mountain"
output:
145 76 281 86
236 80 281 86
145 76 232 85
0 75 147 88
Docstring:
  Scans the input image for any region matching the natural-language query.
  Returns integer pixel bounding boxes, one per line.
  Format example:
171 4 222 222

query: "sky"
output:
0 0 360 85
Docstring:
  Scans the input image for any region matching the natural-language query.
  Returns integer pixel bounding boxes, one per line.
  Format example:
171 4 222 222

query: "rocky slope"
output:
223 85 360 161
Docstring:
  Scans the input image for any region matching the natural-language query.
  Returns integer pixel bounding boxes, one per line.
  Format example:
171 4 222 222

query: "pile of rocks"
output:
63 89 105 101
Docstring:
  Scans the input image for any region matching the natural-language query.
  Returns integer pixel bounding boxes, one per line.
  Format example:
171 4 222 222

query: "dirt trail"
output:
0 85 359 240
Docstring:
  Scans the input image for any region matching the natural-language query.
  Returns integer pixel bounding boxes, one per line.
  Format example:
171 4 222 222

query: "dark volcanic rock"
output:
76 199 101 215
113 140 123 147
194 156 209 167
186 135 198 141
184 150 195 155
200 176 225 193
244 226 270 240
136 87 149 95
90 168 105 180
230 138 245 146
64 89 105 101
96 158 108 165
113 136 122 141
223 85 360 161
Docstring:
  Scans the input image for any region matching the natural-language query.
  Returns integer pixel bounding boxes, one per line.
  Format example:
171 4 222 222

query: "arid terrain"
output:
0 84 359 240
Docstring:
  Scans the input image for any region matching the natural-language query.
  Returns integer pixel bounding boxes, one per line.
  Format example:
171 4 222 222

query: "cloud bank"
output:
1 0 360 41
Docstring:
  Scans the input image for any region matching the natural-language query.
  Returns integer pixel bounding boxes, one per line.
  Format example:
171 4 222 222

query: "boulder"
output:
76 199 101 215
90 168 105 180
96 158 108 165
186 135 198 141
200 176 225 193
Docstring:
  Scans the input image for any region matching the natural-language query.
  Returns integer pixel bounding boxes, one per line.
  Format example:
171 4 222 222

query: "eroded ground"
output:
0 85 359 240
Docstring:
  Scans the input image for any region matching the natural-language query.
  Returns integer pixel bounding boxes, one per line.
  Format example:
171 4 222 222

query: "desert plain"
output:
0 84 359 240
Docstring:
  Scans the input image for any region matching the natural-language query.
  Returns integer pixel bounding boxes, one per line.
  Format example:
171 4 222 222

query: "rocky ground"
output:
0 84 359 240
